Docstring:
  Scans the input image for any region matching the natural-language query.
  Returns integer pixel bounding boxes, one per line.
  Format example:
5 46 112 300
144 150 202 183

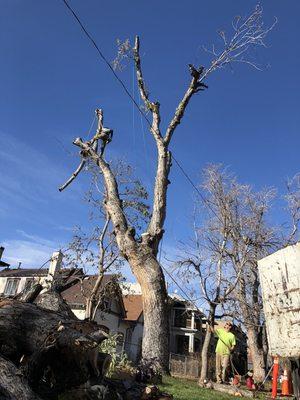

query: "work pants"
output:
216 353 230 383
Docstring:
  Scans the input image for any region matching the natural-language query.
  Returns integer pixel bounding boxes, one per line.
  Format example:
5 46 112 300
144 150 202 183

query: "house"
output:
169 293 204 355
0 250 75 297
120 283 205 358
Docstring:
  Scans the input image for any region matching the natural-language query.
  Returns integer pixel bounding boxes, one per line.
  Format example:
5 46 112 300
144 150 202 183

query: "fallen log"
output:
0 355 42 400
0 298 108 397
212 382 254 398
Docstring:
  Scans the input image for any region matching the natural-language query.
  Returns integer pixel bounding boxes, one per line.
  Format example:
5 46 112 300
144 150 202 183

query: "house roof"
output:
0 268 49 277
0 267 81 278
62 274 126 318
62 274 115 305
123 294 143 321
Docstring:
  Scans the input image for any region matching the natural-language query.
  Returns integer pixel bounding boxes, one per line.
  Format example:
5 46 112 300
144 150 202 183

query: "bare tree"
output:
176 166 247 384
197 165 276 382
60 5 275 371
65 161 150 322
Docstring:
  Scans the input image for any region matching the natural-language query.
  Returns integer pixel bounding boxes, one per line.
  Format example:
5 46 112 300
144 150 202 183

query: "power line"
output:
61 0 152 128
60 0 218 219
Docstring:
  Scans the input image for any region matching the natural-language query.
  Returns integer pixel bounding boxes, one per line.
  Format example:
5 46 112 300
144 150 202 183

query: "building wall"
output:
118 316 143 363
0 275 48 296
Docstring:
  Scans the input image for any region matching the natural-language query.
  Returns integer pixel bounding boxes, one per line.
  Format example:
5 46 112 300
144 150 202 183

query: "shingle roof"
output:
62 274 121 308
123 294 143 321
0 267 82 278
0 268 49 277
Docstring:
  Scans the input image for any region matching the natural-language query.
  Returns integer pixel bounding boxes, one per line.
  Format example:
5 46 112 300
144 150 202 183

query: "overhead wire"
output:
61 0 152 128
60 0 218 219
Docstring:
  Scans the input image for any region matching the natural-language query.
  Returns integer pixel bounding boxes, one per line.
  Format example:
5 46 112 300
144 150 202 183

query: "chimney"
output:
0 247 4 260
48 250 63 277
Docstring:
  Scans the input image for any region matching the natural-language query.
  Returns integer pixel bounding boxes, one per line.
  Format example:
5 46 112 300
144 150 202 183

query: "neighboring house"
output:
62 274 129 348
169 293 204 355
0 251 78 297
121 283 206 357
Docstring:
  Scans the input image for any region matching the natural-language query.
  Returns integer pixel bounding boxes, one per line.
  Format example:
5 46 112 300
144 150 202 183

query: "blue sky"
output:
1 0 300 283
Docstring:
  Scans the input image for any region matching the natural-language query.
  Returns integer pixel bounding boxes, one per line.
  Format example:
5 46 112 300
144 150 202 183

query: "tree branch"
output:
73 137 128 237
59 158 86 192
164 65 207 146
133 35 162 143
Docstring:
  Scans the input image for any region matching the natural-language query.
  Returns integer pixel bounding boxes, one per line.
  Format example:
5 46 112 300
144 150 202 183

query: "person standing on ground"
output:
212 321 236 383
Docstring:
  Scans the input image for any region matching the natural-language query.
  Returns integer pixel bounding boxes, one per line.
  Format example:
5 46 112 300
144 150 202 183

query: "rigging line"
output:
172 155 220 221
160 263 203 315
87 113 96 140
61 0 219 221
61 0 152 129
35 245 70 272
132 62 136 148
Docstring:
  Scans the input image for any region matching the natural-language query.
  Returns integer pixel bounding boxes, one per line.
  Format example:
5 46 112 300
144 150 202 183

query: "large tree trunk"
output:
128 246 169 373
247 326 265 383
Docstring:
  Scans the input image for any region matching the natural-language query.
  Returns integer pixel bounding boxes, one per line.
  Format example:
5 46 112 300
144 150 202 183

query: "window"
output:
174 308 192 328
176 335 189 354
174 309 186 327
24 278 34 291
194 316 201 331
4 278 20 296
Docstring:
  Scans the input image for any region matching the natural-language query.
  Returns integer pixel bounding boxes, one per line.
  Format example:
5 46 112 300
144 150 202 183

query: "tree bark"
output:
199 304 216 385
0 356 42 400
128 246 170 373
247 326 265 383
0 298 107 396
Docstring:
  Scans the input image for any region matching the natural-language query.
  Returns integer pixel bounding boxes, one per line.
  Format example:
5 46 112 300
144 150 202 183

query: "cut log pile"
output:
0 280 172 400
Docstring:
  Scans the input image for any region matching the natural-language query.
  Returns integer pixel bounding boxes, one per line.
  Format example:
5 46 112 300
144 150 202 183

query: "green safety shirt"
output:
215 328 236 355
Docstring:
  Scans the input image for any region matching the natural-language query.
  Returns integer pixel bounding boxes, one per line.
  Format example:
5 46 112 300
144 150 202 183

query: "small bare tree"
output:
60 5 275 370
65 160 150 321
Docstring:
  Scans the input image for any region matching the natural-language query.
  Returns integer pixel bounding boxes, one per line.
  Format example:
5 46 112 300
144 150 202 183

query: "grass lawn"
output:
159 376 237 400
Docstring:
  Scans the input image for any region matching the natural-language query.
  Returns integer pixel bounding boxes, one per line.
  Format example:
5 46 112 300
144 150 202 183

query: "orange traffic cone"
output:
281 368 293 396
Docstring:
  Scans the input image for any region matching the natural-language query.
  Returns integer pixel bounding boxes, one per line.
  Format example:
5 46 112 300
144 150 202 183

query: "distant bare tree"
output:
60 5 275 370
199 165 276 382
177 166 249 384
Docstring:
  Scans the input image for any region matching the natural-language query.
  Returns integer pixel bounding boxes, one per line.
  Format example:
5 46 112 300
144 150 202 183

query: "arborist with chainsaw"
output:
211 321 236 384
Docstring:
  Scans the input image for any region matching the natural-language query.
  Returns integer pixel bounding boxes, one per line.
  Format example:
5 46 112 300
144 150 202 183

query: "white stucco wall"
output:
0 275 47 295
